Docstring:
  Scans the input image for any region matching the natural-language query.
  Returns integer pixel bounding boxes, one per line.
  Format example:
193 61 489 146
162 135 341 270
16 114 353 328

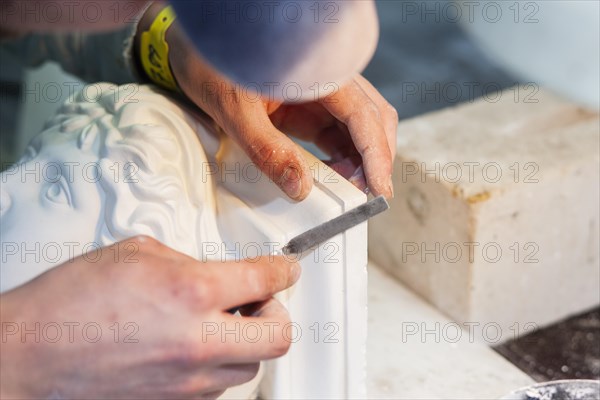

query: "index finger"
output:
204 256 301 311
320 78 394 198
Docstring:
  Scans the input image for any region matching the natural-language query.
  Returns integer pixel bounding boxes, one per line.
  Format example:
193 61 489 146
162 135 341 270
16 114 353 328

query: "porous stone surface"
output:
367 264 534 399
369 87 600 342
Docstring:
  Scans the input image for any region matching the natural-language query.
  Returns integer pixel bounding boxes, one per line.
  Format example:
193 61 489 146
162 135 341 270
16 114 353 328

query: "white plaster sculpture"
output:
0 84 367 399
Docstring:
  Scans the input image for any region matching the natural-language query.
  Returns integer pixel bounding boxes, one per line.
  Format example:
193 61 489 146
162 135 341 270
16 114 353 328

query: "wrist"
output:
134 2 179 91
134 2 165 53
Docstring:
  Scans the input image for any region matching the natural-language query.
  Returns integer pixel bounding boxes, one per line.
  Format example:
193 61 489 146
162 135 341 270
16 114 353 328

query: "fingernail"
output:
388 175 394 198
281 167 302 200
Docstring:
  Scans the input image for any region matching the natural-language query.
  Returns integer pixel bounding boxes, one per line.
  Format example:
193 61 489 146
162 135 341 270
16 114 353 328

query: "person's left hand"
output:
137 3 398 201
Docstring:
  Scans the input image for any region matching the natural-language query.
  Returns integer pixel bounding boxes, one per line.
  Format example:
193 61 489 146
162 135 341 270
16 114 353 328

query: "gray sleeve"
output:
1 24 145 85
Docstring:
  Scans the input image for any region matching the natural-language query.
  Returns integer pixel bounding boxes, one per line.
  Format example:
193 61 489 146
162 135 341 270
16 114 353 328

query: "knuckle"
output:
361 101 382 121
249 140 290 178
348 101 381 132
360 143 375 157
253 140 280 165
165 268 217 310
187 275 216 309
386 104 399 124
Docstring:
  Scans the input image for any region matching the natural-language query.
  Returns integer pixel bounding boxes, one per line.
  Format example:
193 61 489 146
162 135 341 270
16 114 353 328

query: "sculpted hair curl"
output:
40 83 223 259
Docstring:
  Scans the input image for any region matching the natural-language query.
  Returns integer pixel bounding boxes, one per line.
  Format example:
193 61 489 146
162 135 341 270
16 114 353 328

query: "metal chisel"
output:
228 195 389 314
281 195 390 255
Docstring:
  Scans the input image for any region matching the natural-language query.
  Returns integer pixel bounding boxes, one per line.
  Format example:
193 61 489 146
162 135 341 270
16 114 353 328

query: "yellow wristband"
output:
140 5 178 91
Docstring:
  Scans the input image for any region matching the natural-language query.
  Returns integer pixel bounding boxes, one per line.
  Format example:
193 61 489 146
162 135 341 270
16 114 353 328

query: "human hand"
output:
170 36 398 200
136 3 398 201
0 236 300 399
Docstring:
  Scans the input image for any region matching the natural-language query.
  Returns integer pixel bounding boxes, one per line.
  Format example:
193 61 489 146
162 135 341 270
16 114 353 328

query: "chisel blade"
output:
282 195 390 255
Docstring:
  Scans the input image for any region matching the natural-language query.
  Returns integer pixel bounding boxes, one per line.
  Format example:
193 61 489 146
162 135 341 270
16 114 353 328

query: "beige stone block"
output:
369 87 600 342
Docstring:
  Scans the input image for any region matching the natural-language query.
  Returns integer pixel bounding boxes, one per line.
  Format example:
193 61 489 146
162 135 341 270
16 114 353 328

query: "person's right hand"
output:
0 236 300 399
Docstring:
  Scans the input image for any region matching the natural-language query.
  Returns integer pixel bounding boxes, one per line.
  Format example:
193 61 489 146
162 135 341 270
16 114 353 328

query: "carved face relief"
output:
0 84 222 292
